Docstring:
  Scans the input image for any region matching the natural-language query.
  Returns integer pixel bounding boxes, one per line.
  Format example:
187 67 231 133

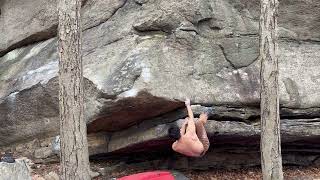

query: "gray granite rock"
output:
0 0 127 56
0 160 31 180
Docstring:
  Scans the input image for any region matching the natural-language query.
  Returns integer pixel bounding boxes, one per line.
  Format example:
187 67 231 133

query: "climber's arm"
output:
185 98 196 133
185 98 194 119
180 120 188 134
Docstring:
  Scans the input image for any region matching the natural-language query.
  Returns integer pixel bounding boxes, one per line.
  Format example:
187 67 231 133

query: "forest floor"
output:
30 160 320 180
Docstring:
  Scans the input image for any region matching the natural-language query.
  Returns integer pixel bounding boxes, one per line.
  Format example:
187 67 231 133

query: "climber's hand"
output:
185 98 191 106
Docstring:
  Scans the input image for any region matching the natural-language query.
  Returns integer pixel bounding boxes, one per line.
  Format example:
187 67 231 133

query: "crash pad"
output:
118 171 175 180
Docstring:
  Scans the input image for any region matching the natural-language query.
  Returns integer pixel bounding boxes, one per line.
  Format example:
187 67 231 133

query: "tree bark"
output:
259 0 283 179
260 0 283 180
58 0 91 179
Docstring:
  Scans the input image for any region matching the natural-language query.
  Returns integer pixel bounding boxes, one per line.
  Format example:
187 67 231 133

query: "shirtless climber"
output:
168 98 210 157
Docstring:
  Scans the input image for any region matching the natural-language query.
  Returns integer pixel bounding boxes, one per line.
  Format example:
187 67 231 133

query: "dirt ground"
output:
31 160 320 180
185 166 320 180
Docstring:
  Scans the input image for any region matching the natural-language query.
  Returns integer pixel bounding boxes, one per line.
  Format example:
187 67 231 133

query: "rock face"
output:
0 0 127 56
0 0 320 168
0 160 32 180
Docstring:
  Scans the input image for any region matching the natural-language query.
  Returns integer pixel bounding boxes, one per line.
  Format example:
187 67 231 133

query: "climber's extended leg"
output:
195 112 210 156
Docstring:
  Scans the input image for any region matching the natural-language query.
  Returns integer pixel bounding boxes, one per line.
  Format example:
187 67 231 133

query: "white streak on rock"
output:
8 92 18 102
141 67 151 82
3 49 23 62
22 61 58 87
119 88 138 98
239 70 249 80
26 61 58 76
22 39 54 61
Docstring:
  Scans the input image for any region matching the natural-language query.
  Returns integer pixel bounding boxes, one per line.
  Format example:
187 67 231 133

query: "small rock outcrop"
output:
0 160 31 180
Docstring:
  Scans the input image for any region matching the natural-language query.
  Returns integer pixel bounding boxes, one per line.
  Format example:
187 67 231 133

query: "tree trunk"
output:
259 0 283 179
57 0 91 179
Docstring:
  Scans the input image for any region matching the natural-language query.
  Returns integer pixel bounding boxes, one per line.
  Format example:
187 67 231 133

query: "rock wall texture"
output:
0 0 320 168
0 160 32 180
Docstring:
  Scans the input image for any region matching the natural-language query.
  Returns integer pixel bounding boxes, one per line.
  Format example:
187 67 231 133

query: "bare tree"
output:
259 0 283 179
58 0 91 179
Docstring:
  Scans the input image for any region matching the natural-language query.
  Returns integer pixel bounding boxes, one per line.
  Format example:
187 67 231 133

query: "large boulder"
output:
0 0 320 167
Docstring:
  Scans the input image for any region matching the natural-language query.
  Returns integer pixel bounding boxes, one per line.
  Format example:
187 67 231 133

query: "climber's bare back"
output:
172 129 204 157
